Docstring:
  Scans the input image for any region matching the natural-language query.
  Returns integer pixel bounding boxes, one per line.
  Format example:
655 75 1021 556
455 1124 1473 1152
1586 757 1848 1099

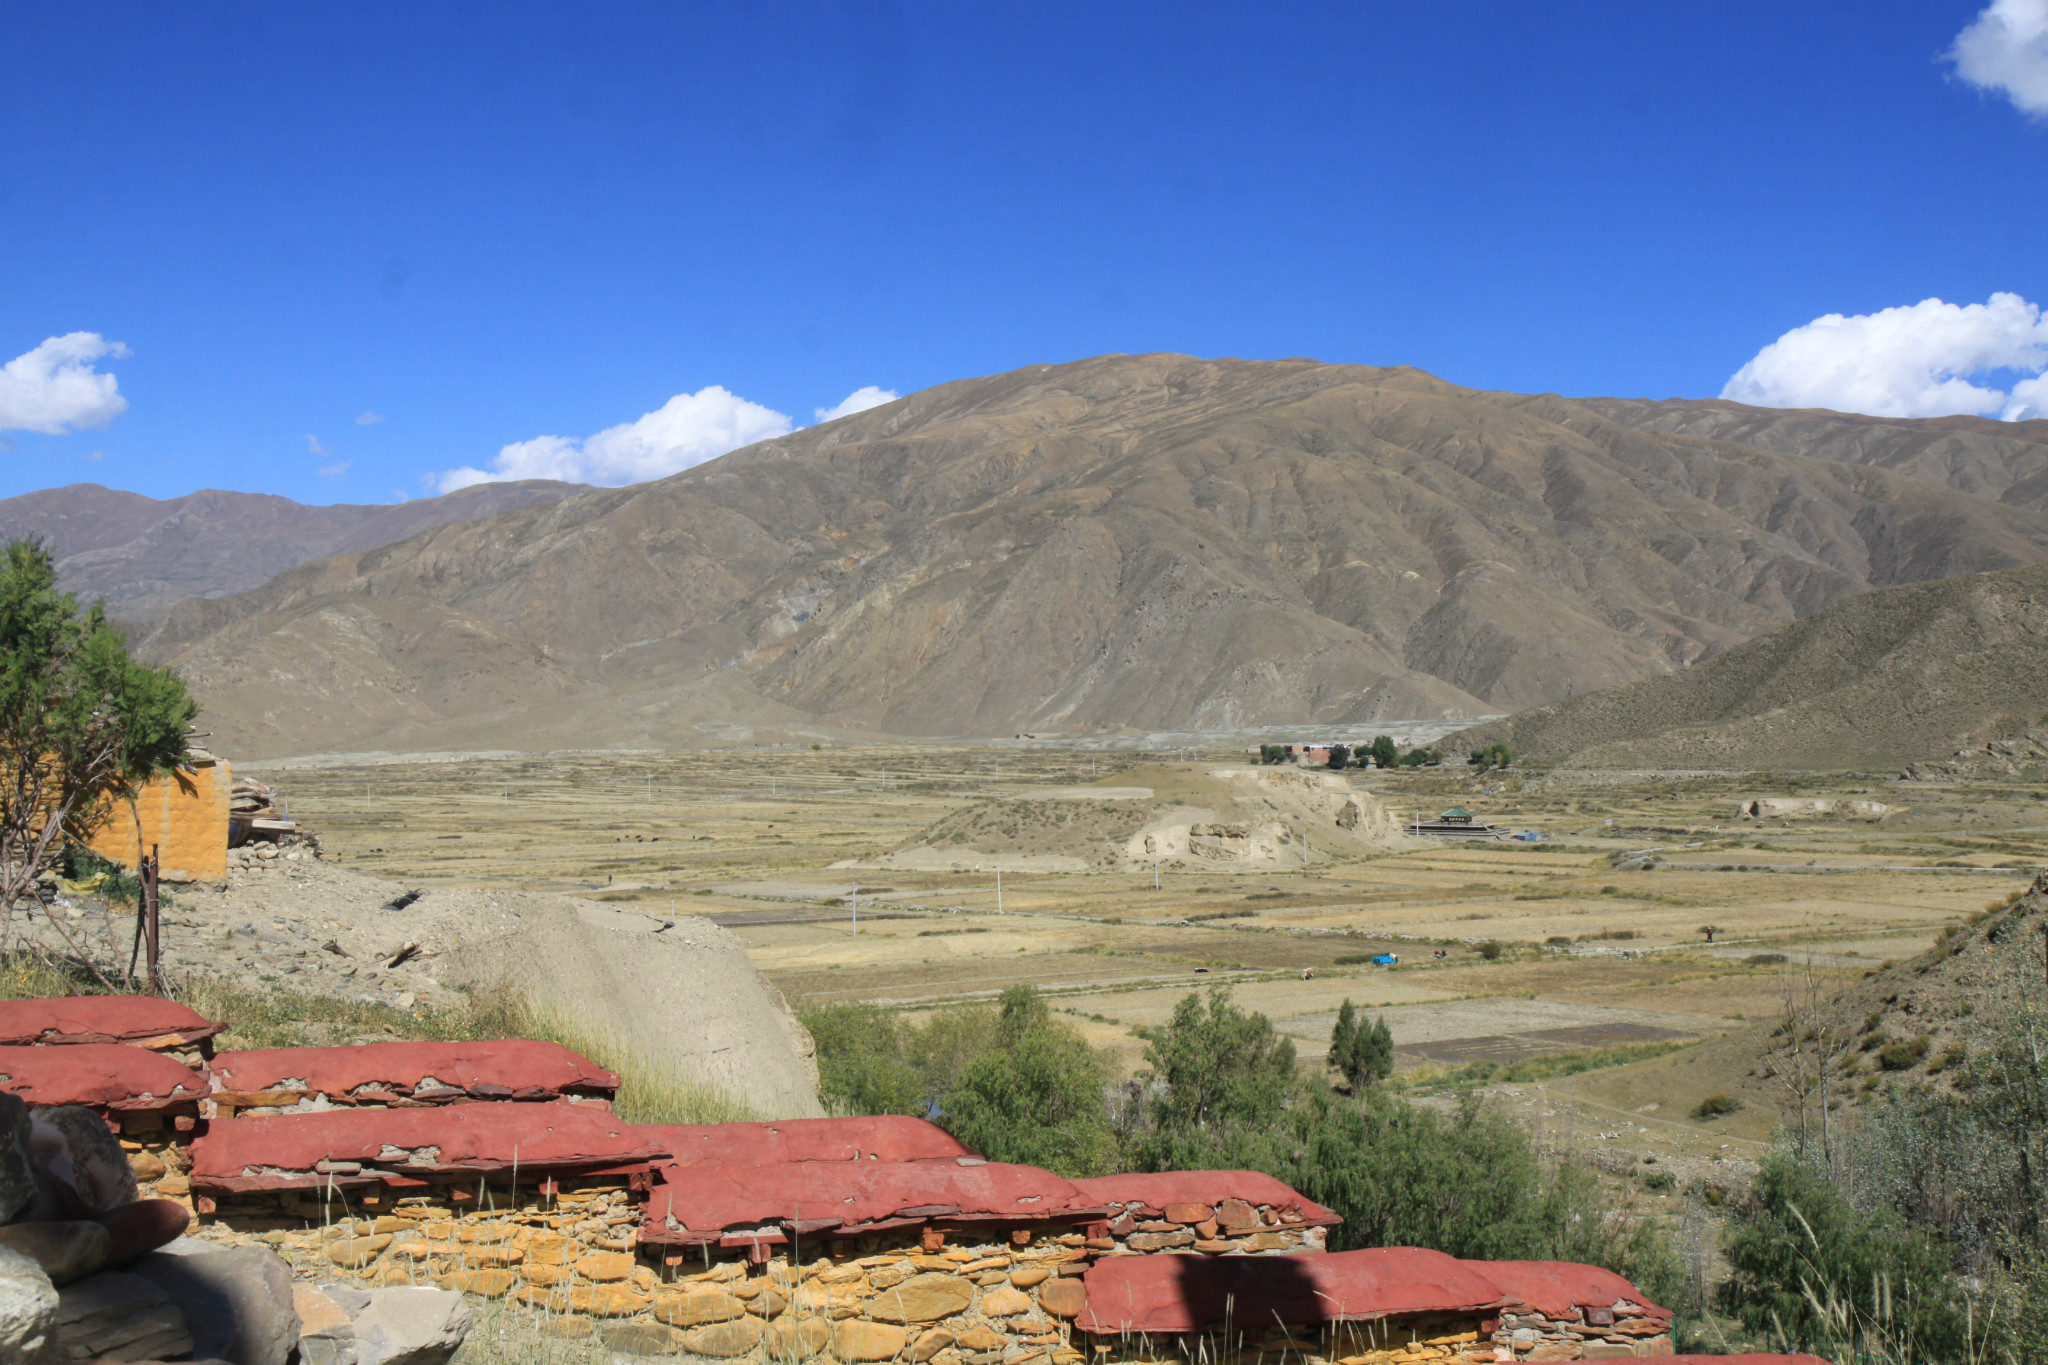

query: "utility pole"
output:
996 868 1003 914
1153 849 1160 891
851 886 858 936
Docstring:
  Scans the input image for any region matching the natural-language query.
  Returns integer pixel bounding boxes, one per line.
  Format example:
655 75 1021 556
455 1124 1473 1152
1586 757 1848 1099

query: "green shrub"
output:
1478 941 1503 961
1878 1034 1931 1071
1693 1093 1743 1120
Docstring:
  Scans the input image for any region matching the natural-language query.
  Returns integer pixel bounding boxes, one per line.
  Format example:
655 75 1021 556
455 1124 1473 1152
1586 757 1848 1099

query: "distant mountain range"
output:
1449 561 2048 771
111 353 2048 758
0 480 588 623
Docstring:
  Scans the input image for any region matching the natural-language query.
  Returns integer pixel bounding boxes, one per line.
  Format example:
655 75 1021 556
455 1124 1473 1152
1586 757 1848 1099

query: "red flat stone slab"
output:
642 1157 1103 1244
210 1039 619 1101
1470 1259 1673 1321
0 996 223 1048
1076 1247 1508 1334
631 1115 972 1168
1069 1170 1340 1227
190 1100 668 1192
0 1043 205 1112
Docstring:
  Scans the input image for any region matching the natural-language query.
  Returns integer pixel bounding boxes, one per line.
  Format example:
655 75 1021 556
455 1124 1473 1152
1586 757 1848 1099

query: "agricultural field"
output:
267 743 2047 1184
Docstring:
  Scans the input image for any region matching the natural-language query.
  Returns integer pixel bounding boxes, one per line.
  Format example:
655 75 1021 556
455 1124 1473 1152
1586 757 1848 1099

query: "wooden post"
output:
144 844 164 996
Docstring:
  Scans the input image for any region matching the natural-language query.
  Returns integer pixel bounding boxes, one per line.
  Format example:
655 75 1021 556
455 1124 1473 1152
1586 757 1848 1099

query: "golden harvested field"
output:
265 745 2048 1174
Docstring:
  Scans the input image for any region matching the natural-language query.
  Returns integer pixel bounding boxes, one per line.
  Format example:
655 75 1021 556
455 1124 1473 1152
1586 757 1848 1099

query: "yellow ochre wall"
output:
89 761 232 883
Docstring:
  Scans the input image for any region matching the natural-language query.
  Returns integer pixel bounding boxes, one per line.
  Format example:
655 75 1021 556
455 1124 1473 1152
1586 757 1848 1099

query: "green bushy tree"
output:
1329 1001 1393 1091
942 986 1117 1176
1368 735 1398 769
0 539 193 935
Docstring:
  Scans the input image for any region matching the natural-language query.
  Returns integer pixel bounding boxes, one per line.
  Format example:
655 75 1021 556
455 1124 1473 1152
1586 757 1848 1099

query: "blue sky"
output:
3 2 2045 504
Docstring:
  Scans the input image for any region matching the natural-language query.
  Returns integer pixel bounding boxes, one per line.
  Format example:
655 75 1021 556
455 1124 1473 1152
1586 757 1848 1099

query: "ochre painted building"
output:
89 754 231 883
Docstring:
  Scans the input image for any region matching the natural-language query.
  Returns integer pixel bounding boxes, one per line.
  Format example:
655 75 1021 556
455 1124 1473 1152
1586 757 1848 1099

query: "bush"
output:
1692 1093 1743 1120
1544 935 1572 947
1720 1151 1968 1362
1478 941 1503 960
1878 1034 1931 1071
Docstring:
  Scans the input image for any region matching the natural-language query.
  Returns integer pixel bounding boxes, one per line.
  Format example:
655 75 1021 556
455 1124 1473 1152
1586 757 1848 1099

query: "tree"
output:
1720 1151 1968 1363
1327 744 1350 770
0 540 193 941
1328 1001 1394 1092
1468 743 1513 772
1368 735 1398 769
1134 985 1298 1170
941 986 1117 1176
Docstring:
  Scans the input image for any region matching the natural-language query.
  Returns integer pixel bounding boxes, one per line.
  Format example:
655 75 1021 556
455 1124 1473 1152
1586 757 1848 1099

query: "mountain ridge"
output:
120 353 2048 757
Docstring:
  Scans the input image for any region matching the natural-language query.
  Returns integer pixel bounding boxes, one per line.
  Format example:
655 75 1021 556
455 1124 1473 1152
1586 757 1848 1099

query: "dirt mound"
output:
1449 563 2048 771
879 762 1415 871
133 353 2048 757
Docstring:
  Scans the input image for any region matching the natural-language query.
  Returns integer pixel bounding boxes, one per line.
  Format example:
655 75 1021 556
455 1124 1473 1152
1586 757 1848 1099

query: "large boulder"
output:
349 1286 472 1365
0 1093 36 1223
0 1220 109 1286
126 1238 298 1365
52 1269 192 1362
292 1283 356 1365
0 1245 58 1364
26 1105 137 1217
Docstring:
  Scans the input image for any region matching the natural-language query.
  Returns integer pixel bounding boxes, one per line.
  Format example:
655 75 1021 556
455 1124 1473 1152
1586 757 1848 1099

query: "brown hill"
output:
138 354 2048 757
1448 562 2048 771
0 480 587 623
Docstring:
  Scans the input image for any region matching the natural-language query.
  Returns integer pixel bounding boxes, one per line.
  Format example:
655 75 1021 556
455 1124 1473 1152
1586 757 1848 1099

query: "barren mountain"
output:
1580 397 2048 511
138 354 2048 757
0 480 587 623
1447 562 2048 771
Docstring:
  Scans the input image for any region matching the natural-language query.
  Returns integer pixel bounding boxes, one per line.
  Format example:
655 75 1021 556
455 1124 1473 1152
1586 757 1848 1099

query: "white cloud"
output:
1950 0 2048 117
355 411 385 425
814 385 898 423
0 333 130 435
1721 293 2048 420
307 433 331 457
436 387 793 493
318 460 351 478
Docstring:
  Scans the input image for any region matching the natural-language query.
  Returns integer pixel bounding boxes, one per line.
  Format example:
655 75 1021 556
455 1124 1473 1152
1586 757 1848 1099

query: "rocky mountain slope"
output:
137 354 2048 757
1448 562 2048 770
0 480 586 623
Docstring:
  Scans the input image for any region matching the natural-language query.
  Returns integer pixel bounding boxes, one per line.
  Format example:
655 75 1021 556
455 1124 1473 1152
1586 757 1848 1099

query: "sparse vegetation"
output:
1692 1093 1743 1120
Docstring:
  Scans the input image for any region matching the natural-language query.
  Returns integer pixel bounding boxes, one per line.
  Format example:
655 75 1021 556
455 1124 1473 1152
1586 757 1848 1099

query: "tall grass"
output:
0 954 757 1126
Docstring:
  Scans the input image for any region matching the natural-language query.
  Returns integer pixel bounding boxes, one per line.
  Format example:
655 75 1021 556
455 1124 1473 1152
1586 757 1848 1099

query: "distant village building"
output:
1406 806 1502 839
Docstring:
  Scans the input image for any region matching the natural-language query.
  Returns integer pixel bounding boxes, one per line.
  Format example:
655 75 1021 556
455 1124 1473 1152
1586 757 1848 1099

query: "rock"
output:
525 1231 574 1264
979 1287 1032 1318
576 1249 635 1281
294 1284 356 1365
868 1272 975 1324
1162 1202 1211 1225
1037 1279 1086 1319
544 1316 595 1338
567 1283 650 1316
0 1245 58 1364
654 1286 747 1326
833 1319 908 1361
329 1233 393 1267
954 1326 1005 1351
351 1287 472 1365
1124 1231 1195 1252
95 1197 193 1261
1008 1267 1049 1288
1215 1197 1259 1235
766 1316 832 1359
128 1149 168 1183
0 1094 37 1224
0 1221 108 1286
52 1270 192 1363
603 1321 685 1355
27 1106 137 1216
1524 1345 1583 1362
746 1286 788 1318
685 1316 766 1357
433 1268 515 1297
911 1328 956 1361
128 1239 299 1365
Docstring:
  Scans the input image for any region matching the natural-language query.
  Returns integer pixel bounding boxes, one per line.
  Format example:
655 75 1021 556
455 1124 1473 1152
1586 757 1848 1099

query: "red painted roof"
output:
210 1040 619 1099
0 995 223 1047
1471 1260 1672 1320
643 1157 1102 1245
630 1116 972 1167
190 1100 668 1192
1664 1359 1828 1365
1077 1248 1508 1334
1069 1170 1340 1226
0 1044 204 1112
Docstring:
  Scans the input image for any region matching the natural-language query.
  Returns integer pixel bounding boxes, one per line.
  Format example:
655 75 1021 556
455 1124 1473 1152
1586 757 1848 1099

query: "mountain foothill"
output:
13 353 2048 762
